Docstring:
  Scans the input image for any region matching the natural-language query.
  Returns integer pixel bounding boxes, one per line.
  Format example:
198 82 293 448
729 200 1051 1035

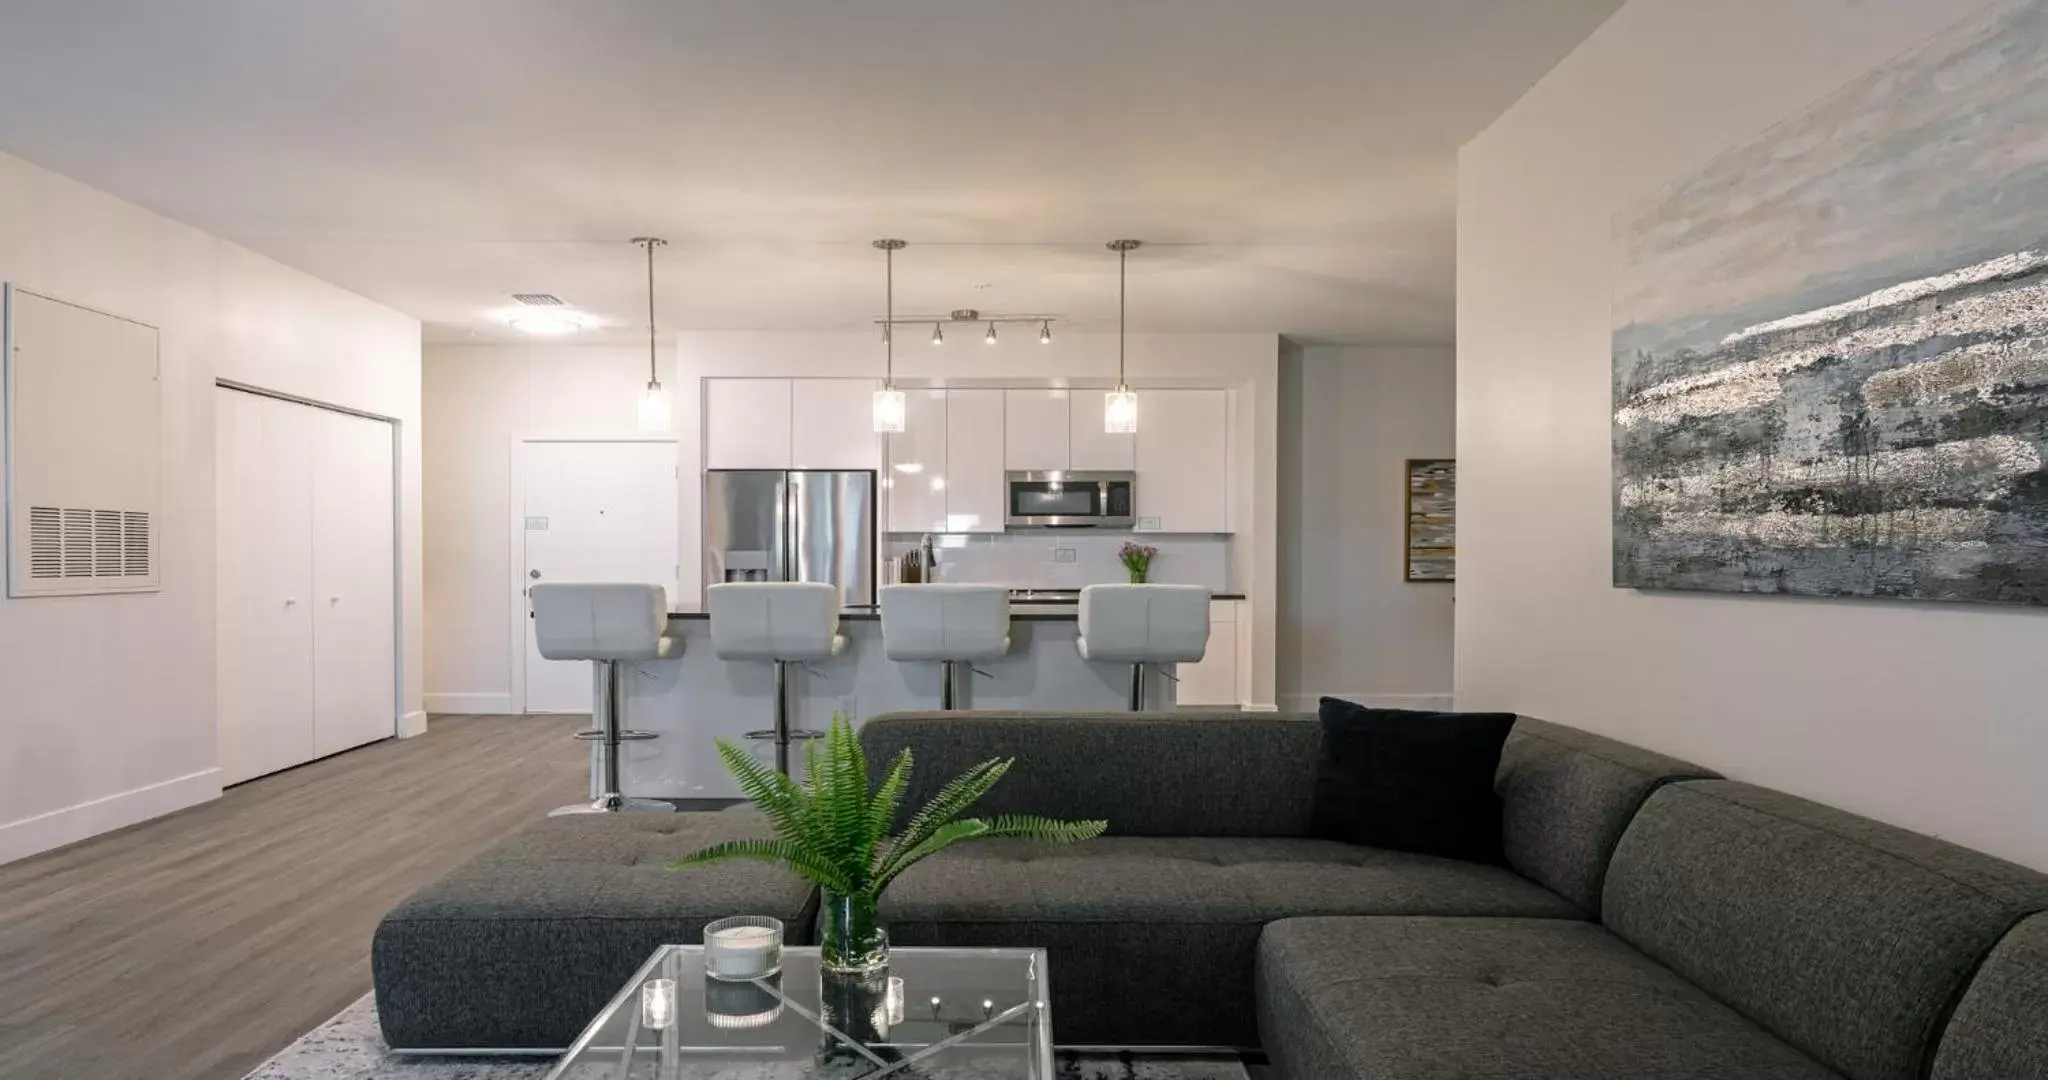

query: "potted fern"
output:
669 715 1106 973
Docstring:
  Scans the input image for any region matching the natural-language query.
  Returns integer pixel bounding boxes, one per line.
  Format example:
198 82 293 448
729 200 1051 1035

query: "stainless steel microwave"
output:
1005 471 1136 529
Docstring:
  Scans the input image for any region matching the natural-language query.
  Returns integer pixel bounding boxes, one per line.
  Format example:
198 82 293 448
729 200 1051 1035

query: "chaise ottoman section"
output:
372 812 815 1050
1255 917 1841 1080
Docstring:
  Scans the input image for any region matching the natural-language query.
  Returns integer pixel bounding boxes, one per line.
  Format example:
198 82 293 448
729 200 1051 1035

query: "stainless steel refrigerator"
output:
703 470 878 604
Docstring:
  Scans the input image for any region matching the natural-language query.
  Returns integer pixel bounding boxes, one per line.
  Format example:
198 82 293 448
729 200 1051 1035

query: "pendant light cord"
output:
1118 245 1127 391
885 244 894 388
645 241 658 388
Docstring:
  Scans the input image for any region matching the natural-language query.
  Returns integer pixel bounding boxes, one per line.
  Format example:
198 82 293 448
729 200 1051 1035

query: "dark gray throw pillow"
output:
1310 697 1517 862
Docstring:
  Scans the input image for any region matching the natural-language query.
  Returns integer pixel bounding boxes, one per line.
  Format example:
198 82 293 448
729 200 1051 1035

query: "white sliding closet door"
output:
310 406 397 757
216 387 397 785
216 390 316 785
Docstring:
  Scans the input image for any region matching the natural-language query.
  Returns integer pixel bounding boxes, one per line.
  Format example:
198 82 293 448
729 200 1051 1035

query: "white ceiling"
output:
0 0 1617 345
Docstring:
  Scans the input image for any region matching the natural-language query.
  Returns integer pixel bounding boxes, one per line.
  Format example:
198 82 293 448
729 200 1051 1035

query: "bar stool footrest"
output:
743 729 827 742
573 729 663 742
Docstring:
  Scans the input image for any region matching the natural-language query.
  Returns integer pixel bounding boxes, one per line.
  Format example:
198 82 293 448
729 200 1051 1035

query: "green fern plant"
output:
668 713 1105 970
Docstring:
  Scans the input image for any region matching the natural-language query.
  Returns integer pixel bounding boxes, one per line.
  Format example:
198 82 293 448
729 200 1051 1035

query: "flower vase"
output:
819 890 889 974
1127 566 1149 583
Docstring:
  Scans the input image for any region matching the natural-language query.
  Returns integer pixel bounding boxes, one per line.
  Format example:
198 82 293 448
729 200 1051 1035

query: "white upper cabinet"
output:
707 378 882 471
886 390 949 534
1135 389 1229 533
1067 388 1137 471
1003 389 1070 472
791 378 883 471
944 389 1006 533
705 379 793 469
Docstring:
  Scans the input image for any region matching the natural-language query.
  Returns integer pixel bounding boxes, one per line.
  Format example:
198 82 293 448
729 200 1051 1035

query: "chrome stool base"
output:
741 659 826 775
565 659 674 815
552 796 675 816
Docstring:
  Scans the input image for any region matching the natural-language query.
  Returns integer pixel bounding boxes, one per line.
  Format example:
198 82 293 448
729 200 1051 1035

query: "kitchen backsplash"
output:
884 532 1232 591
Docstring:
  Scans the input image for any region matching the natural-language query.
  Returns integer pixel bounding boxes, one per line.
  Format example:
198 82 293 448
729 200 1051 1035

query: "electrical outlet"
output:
1051 546 1078 564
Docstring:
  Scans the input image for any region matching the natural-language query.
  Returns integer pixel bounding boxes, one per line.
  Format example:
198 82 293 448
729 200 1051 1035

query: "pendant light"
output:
931 321 944 346
984 321 998 345
872 239 908 433
1040 319 1053 345
1105 239 1142 433
633 237 671 432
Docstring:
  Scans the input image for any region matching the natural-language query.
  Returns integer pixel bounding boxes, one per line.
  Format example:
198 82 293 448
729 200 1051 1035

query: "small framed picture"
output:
1404 459 1455 582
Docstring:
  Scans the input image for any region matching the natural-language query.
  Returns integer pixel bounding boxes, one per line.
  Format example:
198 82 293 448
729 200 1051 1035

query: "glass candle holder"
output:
705 972 784 1030
640 978 676 1031
703 915 784 981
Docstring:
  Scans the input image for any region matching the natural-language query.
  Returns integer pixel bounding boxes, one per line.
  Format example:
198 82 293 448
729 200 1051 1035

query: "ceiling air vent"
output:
511 293 567 306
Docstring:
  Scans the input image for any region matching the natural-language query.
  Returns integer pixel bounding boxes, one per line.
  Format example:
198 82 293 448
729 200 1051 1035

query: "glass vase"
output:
1127 566 1149 583
819 890 889 974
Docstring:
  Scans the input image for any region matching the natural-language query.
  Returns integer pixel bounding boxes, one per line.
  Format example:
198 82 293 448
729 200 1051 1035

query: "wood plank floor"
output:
0 714 591 1080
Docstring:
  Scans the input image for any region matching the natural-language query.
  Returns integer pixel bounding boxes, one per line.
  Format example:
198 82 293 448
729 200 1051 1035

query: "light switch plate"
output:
1136 517 1162 530
1051 547 1078 564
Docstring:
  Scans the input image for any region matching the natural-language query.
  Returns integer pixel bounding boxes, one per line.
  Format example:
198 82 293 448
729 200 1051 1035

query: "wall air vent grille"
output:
511 293 566 306
24 506 153 581
28 507 61 579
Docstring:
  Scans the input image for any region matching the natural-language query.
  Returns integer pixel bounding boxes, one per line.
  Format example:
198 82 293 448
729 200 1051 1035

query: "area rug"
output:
243 994 1251 1079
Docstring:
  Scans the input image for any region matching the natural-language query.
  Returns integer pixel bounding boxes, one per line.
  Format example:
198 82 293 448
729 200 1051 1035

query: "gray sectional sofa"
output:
372 711 2048 1079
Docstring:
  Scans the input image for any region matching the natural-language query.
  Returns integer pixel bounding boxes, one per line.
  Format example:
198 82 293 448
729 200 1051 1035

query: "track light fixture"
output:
879 309 1059 345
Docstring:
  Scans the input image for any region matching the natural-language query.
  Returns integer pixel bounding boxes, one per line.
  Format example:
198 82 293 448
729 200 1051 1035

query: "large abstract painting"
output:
1614 0 2048 606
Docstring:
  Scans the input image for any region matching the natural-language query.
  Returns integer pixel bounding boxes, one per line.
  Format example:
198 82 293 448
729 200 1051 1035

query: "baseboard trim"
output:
0 767 221 866
424 693 513 716
1279 692 1454 713
1241 701 1281 713
397 711 429 739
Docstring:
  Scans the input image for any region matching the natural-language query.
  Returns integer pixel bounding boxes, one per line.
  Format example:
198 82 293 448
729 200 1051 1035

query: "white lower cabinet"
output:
1174 600 1240 707
216 388 397 785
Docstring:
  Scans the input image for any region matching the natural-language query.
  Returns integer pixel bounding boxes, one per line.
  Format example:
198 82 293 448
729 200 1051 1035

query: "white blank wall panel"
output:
5 285 161 596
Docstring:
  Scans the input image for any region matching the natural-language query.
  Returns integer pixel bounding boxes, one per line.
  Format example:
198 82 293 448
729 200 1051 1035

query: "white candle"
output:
640 978 676 1031
705 923 782 979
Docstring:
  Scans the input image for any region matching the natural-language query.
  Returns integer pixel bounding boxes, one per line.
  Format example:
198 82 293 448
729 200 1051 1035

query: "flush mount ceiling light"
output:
873 239 907 434
633 237 671 432
1105 239 1142 434
507 309 587 336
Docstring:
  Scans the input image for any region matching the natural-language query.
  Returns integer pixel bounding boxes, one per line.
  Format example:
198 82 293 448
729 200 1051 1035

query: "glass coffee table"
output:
541 945 1053 1079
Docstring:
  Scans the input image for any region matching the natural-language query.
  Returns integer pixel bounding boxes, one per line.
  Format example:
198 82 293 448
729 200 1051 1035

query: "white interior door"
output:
522 440 680 713
216 389 316 785
310 406 397 757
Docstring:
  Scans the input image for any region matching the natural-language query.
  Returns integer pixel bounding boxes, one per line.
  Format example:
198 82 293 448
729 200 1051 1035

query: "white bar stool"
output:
1076 584 1213 711
529 582 680 815
707 582 847 775
879 584 1011 710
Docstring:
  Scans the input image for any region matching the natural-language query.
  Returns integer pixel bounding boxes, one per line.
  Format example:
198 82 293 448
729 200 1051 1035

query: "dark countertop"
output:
667 592 1244 622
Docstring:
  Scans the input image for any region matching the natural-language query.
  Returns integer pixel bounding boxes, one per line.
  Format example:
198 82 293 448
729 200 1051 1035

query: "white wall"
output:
0 150 421 865
422 343 676 714
1278 344 1455 712
423 332 1280 711
1457 0 2048 870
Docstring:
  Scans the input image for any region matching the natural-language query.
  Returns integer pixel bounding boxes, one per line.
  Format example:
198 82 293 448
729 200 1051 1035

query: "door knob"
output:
284 597 297 607
330 596 341 605
530 569 542 580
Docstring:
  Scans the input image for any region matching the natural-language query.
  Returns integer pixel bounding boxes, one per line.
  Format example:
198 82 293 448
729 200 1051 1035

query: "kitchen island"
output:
608 600 1230 799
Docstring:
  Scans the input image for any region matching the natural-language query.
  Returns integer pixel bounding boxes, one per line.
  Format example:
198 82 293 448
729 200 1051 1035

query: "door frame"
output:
506 436 680 715
214 379 404 750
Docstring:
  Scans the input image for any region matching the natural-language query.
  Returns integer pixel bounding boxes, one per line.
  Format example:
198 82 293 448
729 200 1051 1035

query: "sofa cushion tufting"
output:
877 835 1580 1046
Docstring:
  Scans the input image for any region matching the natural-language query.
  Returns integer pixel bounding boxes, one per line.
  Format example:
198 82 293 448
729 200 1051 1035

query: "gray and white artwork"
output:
1613 0 2048 606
